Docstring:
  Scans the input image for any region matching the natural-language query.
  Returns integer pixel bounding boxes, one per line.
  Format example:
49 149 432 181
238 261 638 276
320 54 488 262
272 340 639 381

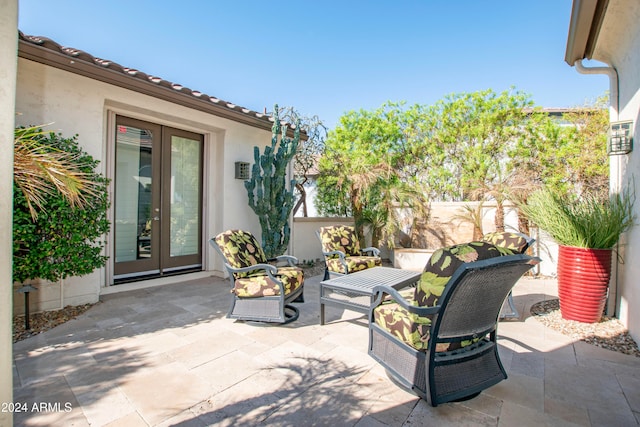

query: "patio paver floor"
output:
12 274 640 426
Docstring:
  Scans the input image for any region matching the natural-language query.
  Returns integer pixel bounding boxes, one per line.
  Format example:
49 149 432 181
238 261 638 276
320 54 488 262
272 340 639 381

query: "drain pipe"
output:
574 59 619 120
574 59 620 317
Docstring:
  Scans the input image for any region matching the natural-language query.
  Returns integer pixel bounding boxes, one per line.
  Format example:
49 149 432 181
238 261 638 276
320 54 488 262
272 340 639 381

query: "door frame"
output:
108 112 206 284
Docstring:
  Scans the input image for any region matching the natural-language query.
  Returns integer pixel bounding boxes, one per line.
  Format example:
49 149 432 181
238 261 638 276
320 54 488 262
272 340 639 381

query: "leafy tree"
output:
511 94 609 198
13 130 110 284
419 88 533 206
317 102 428 247
276 106 327 217
317 90 609 246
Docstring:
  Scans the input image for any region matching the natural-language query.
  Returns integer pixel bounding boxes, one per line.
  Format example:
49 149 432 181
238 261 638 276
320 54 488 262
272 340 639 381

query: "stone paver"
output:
11 275 640 426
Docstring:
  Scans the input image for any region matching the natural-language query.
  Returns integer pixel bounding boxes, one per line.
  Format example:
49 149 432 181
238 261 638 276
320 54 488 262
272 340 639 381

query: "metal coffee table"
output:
319 266 421 325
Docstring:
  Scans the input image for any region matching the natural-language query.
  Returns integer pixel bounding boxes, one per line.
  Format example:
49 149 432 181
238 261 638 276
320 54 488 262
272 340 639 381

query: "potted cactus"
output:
520 187 635 323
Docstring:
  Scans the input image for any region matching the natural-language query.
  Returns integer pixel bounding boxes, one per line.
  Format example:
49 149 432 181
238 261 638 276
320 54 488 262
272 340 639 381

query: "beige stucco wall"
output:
0 1 17 423
14 57 273 313
594 0 640 341
291 217 355 262
291 203 558 277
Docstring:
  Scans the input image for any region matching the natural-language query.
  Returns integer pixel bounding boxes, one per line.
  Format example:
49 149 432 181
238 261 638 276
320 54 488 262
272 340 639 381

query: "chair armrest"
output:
322 250 347 260
269 255 299 267
371 285 440 317
225 263 278 275
361 247 381 257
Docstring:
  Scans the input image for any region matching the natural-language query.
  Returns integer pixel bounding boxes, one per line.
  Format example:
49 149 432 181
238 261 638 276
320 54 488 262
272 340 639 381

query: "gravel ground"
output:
13 303 97 343
12 265 640 359
531 299 640 357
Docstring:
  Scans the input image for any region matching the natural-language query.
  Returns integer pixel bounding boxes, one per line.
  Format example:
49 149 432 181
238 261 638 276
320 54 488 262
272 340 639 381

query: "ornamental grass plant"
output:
521 187 635 249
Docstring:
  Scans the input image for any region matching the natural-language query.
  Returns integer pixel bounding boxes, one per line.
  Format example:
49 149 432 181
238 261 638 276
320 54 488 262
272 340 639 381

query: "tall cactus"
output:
245 105 300 258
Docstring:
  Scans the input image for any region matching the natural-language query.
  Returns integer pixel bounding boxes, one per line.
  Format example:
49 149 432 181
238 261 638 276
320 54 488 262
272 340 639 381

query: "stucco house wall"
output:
1 1 18 423
13 55 274 313
595 0 640 341
566 0 640 341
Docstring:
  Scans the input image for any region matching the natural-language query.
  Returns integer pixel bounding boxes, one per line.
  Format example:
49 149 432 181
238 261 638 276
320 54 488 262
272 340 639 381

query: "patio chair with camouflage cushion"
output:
482 231 535 318
316 225 382 280
368 241 540 406
211 229 304 324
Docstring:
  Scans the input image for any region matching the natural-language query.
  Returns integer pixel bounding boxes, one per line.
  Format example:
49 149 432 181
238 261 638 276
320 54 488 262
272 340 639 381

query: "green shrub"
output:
520 187 635 249
13 131 110 283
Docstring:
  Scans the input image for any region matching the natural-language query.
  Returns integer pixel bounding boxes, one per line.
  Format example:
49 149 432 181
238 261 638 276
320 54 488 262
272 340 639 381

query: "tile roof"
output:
17 31 299 134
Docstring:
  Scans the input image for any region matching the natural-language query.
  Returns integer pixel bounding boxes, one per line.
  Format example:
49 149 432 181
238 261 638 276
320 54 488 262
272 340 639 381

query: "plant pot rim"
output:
559 244 614 251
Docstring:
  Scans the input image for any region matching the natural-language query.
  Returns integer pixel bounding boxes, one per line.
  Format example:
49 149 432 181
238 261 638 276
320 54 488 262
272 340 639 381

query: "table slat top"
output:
320 267 421 293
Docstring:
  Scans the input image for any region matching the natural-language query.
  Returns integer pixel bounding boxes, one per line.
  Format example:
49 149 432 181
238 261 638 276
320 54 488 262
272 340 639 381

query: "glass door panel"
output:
114 118 161 279
162 129 203 270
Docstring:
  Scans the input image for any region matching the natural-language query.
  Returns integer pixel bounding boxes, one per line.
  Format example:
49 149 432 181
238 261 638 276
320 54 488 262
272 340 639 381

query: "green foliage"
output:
317 102 429 247
317 89 611 246
245 106 300 258
14 125 102 219
13 131 110 283
419 88 533 201
520 186 635 249
511 94 610 197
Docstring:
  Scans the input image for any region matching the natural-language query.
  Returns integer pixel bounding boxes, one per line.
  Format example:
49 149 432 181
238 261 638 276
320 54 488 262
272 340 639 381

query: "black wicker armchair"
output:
368 241 540 406
482 231 536 318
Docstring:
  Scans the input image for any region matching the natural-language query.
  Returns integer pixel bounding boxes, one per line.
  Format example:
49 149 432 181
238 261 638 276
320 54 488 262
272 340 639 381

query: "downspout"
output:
574 58 620 317
574 59 619 120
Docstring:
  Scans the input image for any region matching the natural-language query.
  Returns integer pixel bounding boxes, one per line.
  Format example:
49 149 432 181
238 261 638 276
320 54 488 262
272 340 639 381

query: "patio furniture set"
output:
211 226 540 406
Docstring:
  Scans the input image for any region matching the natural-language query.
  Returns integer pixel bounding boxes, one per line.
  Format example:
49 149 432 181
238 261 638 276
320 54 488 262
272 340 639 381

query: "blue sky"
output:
18 0 608 129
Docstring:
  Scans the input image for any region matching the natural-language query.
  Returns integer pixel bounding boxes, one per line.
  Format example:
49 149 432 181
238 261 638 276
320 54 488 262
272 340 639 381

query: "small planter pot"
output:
556 245 612 323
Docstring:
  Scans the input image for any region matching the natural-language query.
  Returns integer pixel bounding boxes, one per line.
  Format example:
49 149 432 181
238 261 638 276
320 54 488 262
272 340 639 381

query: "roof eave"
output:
17 33 306 138
564 0 609 66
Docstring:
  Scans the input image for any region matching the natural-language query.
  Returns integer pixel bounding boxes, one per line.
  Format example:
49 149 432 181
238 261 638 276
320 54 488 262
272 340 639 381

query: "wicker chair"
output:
482 231 535 318
211 229 304 324
316 225 382 280
368 241 540 406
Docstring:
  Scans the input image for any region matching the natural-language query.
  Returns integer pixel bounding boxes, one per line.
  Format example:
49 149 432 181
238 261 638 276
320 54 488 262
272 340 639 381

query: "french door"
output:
113 116 204 283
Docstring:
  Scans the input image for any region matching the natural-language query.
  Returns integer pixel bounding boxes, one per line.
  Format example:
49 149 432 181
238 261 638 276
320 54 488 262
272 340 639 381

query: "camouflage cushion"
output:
326 256 382 275
373 288 475 352
234 266 304 298
482 232 531 254
214 230 268 278
414 241 515 306
374 241 514 352
318 225 362 257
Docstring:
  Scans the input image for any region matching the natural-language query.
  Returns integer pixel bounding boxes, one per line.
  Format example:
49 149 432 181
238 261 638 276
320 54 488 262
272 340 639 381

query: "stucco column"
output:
0 1 17 426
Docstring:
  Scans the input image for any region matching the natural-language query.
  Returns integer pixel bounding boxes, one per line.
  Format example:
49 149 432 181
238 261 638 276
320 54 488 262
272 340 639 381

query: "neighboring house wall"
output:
14 57 272 313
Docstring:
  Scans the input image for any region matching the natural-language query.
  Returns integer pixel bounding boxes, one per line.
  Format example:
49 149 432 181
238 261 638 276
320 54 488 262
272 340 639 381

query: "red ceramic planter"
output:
556 245 612 323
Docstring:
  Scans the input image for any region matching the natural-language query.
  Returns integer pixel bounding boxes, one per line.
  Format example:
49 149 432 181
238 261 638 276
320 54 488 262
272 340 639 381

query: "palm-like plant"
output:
14 126 99 219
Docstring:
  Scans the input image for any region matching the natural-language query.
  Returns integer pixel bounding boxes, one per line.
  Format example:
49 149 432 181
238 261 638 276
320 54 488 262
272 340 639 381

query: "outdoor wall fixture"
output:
608 120 633 155
235 161 250 180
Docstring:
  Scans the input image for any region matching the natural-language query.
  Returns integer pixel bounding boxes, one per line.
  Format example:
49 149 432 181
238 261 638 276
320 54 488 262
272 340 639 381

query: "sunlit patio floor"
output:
12 273 640 426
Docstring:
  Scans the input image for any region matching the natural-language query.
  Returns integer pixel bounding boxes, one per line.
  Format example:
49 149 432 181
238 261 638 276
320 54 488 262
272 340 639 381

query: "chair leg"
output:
323 268 330 281
292 291 304 303
500 292 519 319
